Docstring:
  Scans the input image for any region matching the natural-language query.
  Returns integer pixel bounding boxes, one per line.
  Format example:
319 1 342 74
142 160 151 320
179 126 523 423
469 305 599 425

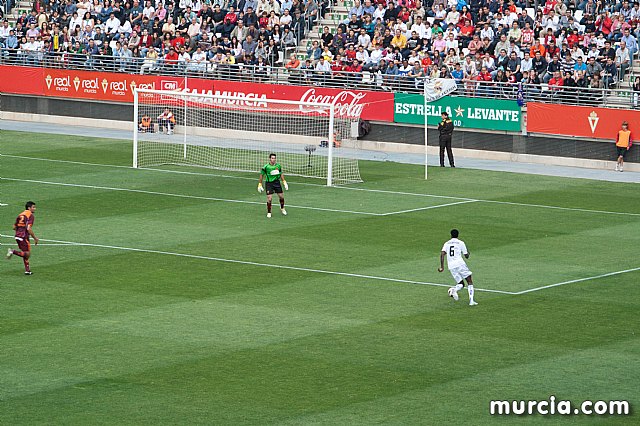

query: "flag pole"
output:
424 79 428 180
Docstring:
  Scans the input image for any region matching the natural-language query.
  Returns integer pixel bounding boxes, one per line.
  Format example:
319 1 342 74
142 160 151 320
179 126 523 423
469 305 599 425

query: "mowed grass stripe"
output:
4 151 640 217
4 176 638 294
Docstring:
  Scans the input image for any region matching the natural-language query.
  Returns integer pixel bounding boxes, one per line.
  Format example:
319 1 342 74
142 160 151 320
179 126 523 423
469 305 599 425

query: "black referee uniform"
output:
438 112 455 168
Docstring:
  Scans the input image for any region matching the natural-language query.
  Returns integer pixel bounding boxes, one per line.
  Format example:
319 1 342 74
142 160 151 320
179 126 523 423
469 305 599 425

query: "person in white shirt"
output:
410 16 428 39
356 45 369 63
373 4 385 22
119 19 133 36
480 23 494 42
280 9 293 26
357 28 370 49
69 12 83 33
143 1 155 20
188 46 206 71
438 229 478 306
369 45 384 66
542 10 559 33
105 13 121 36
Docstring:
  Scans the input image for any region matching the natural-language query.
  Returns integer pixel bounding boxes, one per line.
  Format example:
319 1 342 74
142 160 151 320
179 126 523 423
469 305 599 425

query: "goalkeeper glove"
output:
258 183 264 193
283 181 288 191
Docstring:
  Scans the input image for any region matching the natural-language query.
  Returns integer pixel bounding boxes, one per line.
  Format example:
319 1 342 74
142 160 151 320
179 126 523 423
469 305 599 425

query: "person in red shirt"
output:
347 59 363 73
548 71 564 89
421 53 432 71
165 47 179 67
546 40 560 60
397 7 411 23
171 34 186 48
544 29 556 47
346 59 363 85
566 30 579 48
224 7 238 25
458 19 475 45
345 45 357 62
7 201 39 275
475 66 493 96
259 12 269 29
596 12 613 37
331 55 345 74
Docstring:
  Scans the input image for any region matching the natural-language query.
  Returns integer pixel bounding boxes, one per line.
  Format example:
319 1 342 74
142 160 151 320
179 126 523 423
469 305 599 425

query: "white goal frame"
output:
133 88 341 186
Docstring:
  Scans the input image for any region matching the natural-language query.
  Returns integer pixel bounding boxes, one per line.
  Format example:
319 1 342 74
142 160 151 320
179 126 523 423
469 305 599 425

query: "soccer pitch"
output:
1 130 639 424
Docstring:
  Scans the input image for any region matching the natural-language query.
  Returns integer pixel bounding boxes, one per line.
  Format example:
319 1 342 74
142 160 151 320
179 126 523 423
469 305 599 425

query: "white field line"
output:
0 203 8 207
0 154 328 188
4 154 640 217
0 177 471 216
514 266 640 295
3 233 631 296
382 200 479 216
0 177 381 217
0 234 514 295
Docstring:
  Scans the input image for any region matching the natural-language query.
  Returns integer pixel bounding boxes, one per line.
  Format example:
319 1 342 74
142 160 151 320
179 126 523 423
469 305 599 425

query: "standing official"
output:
615 121 632 172
438 111 455 168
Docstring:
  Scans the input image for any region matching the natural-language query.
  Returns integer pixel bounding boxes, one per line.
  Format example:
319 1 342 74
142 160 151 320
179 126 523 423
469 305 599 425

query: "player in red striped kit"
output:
6 201 39 275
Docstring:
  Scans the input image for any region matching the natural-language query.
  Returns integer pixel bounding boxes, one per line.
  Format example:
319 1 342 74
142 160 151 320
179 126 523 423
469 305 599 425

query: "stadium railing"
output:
0 49 637 110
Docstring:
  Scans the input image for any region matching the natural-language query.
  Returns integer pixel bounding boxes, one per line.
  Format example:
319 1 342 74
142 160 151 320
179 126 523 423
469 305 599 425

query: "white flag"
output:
424 78 457 102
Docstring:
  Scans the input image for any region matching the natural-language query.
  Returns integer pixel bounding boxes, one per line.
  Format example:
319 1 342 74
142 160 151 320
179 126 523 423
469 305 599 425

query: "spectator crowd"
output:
1 0 640 100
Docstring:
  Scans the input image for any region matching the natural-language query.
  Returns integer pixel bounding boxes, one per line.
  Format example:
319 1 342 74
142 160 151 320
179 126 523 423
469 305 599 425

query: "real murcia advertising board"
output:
0 65 394 122
527 103 640 140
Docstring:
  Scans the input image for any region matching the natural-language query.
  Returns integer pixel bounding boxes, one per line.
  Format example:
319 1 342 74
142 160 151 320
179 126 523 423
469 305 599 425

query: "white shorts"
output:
449 264 472 283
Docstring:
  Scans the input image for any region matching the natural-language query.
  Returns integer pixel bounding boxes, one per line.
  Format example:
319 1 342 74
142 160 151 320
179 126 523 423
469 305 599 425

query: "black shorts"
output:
617 147 629 158
266 180 283 194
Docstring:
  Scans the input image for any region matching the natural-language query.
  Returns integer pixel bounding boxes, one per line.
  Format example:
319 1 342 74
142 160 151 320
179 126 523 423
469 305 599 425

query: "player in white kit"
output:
438 229 478 306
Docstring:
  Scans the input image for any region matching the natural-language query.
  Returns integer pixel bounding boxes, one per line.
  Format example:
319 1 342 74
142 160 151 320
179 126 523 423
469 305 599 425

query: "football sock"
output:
23 258 30 273
279 198 285 209
13 250 25 258
454 283 463 292
468 285 475 302
267 201 272 213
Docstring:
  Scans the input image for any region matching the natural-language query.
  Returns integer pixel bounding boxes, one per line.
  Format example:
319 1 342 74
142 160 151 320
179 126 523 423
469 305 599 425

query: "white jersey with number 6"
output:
442 238 468 270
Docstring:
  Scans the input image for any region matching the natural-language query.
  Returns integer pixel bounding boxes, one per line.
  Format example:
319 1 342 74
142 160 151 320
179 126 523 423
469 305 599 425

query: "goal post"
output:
132 88 363 186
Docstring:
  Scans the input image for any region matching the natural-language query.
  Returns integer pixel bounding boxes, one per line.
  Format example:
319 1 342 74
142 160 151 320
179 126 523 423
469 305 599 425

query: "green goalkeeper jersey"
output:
261 163 283 183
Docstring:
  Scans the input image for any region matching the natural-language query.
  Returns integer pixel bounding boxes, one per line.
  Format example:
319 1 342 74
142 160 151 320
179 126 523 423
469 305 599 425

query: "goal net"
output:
133 88 363 186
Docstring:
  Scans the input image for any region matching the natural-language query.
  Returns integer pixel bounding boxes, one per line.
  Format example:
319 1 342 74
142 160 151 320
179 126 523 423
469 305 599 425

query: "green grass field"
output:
1 130 639 424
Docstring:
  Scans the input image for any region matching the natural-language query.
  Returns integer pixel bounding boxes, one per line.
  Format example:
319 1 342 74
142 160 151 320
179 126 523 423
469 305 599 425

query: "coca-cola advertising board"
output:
0 65 394 122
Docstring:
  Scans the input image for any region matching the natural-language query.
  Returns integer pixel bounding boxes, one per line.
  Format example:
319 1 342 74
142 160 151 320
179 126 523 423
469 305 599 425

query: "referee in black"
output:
438 112 455 168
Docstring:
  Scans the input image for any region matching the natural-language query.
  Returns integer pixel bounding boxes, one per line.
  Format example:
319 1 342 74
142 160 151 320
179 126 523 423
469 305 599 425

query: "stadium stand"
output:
1 0 639 108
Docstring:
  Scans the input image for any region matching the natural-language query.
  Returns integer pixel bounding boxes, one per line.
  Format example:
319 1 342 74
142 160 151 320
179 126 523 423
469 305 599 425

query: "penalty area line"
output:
0 235 514 295
382 200 479 216
5 154 640 218
0 177 382 217
514 266 640 295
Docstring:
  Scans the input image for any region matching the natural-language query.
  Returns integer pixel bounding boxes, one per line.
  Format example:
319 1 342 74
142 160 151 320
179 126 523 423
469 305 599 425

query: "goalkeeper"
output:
258 153 288 218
